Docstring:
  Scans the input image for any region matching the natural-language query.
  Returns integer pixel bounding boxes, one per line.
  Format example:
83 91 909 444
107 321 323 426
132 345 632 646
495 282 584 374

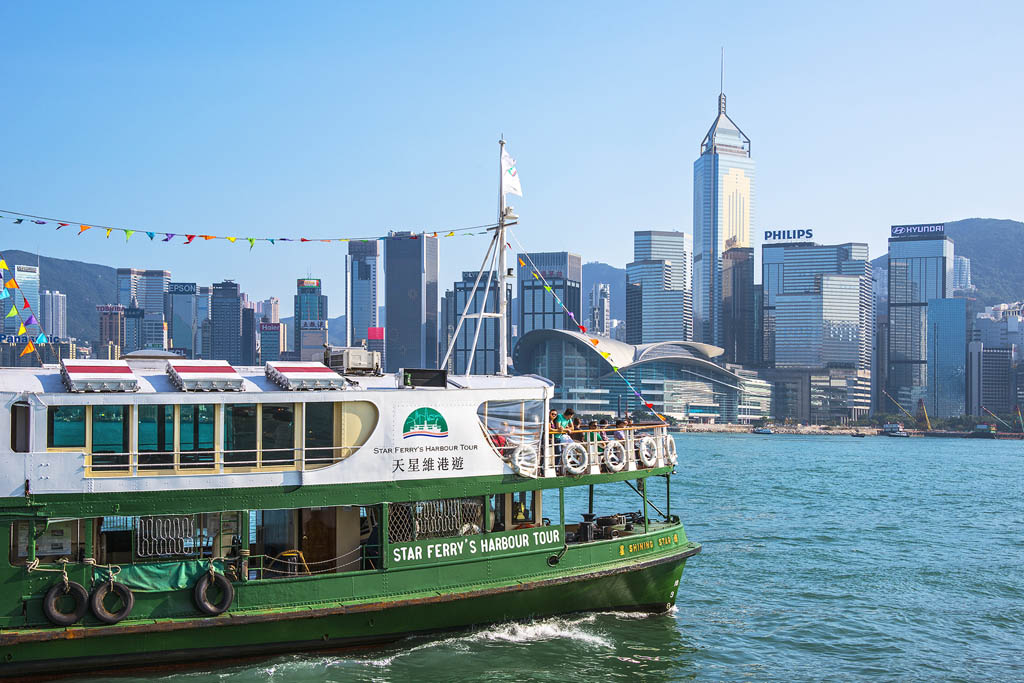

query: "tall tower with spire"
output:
692 57 755 347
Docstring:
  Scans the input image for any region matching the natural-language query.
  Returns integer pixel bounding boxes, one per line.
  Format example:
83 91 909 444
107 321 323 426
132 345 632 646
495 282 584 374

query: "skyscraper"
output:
241 307 258 365
40 290 67 340
259 322 281 363
167 282 200 357
625 230 692 344
953 255 974 291
887 224 953 407
762 240 872 370
116 268 169 313
588 283 611 337
516 252 582 338
211 281 242 364
385 232 439 370
96 304 125 351
294 278 328 360
6 265 41 337
440 271 512 375
926 298 966 417
721 247 755 365
692 88 754 346
346 241 383 347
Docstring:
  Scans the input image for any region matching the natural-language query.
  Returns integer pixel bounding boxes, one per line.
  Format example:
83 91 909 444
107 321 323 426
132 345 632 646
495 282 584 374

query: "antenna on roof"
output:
718 47 727 115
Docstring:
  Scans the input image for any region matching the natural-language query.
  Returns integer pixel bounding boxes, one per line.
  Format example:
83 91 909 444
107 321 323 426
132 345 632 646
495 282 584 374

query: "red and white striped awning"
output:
60 359 139 393
166 359 244 392
265 361 347 391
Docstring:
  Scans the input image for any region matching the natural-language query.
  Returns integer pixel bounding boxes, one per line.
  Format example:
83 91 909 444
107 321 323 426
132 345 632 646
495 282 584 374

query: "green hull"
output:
0 540 699 678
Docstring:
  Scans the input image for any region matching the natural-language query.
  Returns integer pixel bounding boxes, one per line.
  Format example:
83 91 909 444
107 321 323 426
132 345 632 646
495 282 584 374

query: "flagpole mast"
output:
497 137 508 376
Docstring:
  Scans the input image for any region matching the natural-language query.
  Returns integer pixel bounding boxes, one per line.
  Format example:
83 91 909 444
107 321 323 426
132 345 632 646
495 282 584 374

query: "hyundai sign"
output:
763 229 813 242
891 223 944 238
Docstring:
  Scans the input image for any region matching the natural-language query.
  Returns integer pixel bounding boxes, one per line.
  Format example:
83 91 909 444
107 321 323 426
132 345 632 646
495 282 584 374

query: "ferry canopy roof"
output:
265 361 347 391
166 359 244 392
60 359 139 393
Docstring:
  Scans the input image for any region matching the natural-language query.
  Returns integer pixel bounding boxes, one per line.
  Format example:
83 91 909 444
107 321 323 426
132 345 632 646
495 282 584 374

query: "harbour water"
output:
91 433 1023 681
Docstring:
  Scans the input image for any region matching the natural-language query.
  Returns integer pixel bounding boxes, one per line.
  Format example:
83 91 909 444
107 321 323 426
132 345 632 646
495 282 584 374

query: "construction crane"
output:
981 405 1014 431
881 388 917 424
1016 405 1024 433
916 398 932 431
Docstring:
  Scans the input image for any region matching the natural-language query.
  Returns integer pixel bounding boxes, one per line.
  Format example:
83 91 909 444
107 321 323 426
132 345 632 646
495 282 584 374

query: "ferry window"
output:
138 405 174 469
46 405 86 448
261 404 295 466
91 405 130 472
180 404 216 468
10 520 81 566
477 400 545 456
511 491 536 526
11 402 29 453
225 404 257 467
305 402 334 466
388 497 484 543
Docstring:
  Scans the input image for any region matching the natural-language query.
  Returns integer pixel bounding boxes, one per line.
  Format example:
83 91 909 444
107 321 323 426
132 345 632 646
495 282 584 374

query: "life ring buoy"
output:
43 580 89 626
459 523 482 535
511 443 538 477
193 572 234 616
562 442 589 475
602 440 627 472
665 435 678 465
638 436 658 467
90 581 134 625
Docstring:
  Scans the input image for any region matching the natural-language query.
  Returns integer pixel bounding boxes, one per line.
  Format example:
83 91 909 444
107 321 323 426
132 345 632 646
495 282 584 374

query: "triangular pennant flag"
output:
226 237 236 243
202 235 215 240
446 231 455 237
184 235 196 244
4 279 17 289
532 272 538 279
5 305 16 318
105 228 113 238
24 314 36 326
600 351 611 359
568 312 575 319
0 289 9 300
78 225 92 235
58 223 69 228
590 339 600 346
580 325 587 333
409 235 418 240
431 232 438 238
645 402 654 409
35 333 47 344
518 258 525 267
268 239 275 245
125 230 135 241
247 238 255 249
22 297 29 309
162 233 176 242
33 220 46 224
146 232 155 240
543 285 552 292
17 323 25 336
612 366 618 372
300 238 310 242
0 259 7 270
19 341 34 357
13 219 23 224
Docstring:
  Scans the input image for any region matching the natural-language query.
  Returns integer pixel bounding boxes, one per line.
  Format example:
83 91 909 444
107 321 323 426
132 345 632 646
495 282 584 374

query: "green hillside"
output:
944 218 1024 307
1 249 115 341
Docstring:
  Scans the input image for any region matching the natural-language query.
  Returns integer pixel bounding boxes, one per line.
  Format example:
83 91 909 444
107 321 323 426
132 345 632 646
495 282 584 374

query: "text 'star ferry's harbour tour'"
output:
0 143 698 678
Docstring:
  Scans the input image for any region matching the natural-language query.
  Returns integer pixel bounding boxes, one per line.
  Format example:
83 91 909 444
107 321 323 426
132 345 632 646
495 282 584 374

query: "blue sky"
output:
1 2 1021 316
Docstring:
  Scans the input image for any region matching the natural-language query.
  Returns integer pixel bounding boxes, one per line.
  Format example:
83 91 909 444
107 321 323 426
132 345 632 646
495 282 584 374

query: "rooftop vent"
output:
166 359 244 392
60 359 139 393
265 361 347 391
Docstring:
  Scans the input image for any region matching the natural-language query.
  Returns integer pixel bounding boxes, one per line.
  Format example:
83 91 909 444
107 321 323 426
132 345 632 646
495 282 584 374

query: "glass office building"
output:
722 247 755 365
168 282 200 357
513 330 771 423
516 252 581 338
211 281 242 364
693 91 755 347
625 230 692 344
440 271 512 375
762 241 872 371
384 231 439 371
887 226 954 407
345 240 382 347
5 265 40 337
926 298 966 418
293 278 328 355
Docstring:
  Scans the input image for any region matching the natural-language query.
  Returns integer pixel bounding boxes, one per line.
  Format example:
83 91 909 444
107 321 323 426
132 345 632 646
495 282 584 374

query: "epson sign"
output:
763 229 813 242
167 283 197 294
890 223 945 237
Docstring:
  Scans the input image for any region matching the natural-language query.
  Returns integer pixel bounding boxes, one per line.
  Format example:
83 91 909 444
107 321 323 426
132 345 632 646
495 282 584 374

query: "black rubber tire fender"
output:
90 582 135 625
193 572 234 616
42 581 89 627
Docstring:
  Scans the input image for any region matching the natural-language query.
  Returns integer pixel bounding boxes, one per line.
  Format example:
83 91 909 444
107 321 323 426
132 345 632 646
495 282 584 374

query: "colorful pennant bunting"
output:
5 305 16 319
20 341 34 357
17 323 25 336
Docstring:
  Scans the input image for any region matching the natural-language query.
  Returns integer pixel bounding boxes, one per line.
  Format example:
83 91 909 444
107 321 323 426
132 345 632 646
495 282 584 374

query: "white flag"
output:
501 147 523 197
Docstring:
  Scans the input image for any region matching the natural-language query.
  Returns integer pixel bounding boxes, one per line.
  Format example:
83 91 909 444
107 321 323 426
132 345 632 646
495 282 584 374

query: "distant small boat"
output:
882 423 910 437
752 427 774 435
851 433 866 438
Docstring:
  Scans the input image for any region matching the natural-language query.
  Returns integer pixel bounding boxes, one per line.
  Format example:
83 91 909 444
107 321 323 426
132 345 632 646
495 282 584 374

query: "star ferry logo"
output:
506 164 517 178
402 407 449 439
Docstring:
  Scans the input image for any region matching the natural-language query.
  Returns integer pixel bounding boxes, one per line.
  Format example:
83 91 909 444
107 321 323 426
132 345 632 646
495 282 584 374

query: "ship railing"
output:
84 445 362 476
540 423 675 477
246 543 381 580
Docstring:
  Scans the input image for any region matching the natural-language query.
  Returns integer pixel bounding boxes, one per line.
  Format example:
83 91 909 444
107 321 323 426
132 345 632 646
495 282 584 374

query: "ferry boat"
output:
752 426 774 435
0 142 699 677
882 422 910 437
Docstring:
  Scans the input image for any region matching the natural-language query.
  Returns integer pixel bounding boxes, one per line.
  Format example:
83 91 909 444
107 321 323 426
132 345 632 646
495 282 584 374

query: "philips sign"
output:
890 224 944 238
763 229 813 242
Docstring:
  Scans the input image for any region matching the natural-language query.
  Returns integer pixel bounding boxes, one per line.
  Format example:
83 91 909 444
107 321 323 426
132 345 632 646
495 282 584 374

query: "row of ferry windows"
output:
45 402 377 471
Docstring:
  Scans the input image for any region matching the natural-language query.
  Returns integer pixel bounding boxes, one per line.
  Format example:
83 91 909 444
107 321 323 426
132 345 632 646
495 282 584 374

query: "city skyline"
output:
0 3 1020 313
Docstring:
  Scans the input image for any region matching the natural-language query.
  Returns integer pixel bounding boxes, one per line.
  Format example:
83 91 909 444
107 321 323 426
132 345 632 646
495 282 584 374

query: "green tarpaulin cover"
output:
93 559 225 592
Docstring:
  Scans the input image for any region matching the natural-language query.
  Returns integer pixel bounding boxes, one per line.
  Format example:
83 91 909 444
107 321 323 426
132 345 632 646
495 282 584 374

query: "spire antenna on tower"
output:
720 47 724 94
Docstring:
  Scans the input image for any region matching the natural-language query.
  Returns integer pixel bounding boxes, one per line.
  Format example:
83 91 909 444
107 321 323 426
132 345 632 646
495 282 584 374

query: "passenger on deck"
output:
584 420 605 450
612 420 627 441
